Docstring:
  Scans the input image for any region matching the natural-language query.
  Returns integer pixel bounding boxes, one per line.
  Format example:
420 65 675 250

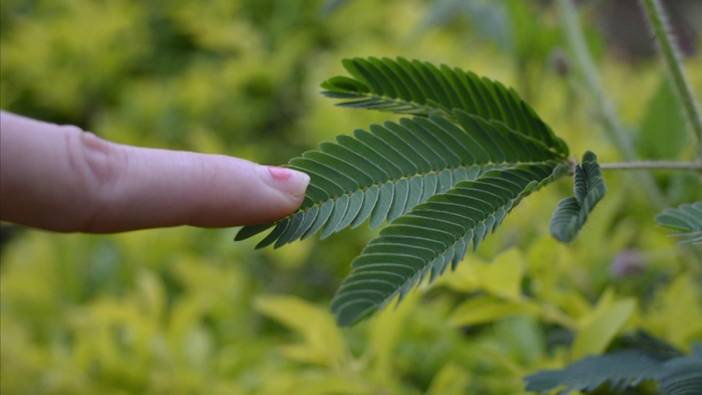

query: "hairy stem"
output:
556 0 667 208
600 160 702 171
640 0 702 158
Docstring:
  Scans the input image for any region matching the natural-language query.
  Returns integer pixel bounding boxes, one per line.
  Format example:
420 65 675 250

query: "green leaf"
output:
656 202 702 245
255 295 347 368
238 110 566 248
412 0 511 52
449 296 538 327
637 78 688 159
441 248 526 300
524 346 702 395
321 57 569 156
322 0 351 15
550 151 606 243
330 162 568 326
426 363 470 395
658 349 702 395
614 330 684 361
572 296 636 358
524 350 662 393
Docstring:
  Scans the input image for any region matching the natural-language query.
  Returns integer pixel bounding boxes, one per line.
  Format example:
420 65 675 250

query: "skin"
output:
0 111 310 233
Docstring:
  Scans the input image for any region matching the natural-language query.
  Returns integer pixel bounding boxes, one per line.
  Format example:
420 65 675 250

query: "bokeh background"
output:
1 1 701 394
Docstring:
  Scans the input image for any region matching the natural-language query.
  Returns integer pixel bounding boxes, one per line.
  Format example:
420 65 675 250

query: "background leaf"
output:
524 349 661 393
255 295 348 368
572 292 635 358
655 202 702 245
525 345 702 395
658 348 702 395
637 78 688 160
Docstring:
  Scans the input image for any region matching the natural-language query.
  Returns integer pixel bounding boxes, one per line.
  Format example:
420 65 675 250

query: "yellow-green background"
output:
1 1 701 394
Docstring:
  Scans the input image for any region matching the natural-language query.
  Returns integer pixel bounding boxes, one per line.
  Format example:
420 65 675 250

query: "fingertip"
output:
258 165 310 205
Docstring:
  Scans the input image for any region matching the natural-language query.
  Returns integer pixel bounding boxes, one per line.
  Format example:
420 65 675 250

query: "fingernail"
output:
262 166 310 197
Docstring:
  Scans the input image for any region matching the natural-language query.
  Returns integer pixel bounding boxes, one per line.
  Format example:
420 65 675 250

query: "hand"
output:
0 111 309 233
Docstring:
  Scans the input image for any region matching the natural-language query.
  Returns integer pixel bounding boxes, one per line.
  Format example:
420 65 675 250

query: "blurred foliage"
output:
1 0 701 394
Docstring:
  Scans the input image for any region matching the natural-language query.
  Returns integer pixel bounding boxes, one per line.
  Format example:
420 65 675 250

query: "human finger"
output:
0 111 309 232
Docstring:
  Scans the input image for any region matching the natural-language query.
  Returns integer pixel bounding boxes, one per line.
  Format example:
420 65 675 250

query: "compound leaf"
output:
656 202 702 245
658 352 702 395
524 344 702 395
236 58 573 326
550 151 606 243
524 350 661 393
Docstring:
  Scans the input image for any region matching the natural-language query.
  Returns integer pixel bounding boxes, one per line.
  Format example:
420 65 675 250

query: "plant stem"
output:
600 160 702 171
556 0 667 208
640 0 702 158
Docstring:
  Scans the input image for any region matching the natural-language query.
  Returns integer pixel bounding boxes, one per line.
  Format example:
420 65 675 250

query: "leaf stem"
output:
556 0 667 208
640 0 702 158
599 160 702 171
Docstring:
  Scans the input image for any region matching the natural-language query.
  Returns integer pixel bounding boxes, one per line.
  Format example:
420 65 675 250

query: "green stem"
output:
640 0 702 158
557 0 667 208
600 160 702 171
